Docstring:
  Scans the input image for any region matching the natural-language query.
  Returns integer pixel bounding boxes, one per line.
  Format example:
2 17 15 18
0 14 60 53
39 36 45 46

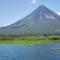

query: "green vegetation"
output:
0 35 60 44
50 48 60 52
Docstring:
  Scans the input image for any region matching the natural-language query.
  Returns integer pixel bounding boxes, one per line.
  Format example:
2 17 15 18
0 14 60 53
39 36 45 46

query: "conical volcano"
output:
0 5 60 35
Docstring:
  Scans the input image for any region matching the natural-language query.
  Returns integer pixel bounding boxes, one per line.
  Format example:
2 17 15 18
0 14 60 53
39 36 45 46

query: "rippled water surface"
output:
0 44 60 60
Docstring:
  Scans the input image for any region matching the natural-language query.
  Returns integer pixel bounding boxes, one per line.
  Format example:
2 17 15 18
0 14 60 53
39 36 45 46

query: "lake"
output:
0 44 60 60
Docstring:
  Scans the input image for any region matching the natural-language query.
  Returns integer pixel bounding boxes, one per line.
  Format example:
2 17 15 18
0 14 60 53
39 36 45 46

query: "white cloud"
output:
3 24 10 27
45 14 50 18
32 0 37 4
45 14 56 20
57 12 60 16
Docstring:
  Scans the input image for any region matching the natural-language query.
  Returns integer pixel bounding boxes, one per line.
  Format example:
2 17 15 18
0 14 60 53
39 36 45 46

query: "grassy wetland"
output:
0 35 60 44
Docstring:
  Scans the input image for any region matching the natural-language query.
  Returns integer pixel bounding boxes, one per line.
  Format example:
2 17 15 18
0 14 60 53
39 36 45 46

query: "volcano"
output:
0 5 60 36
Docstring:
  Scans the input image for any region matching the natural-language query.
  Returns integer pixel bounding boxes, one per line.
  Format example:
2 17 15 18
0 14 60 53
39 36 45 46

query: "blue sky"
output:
0 0 60 27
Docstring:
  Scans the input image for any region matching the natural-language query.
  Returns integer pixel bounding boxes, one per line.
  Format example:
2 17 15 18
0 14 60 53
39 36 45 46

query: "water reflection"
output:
0 44 60 60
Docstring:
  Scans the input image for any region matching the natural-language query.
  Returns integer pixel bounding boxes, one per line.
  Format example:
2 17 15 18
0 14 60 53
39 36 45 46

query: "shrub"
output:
49 36 60 40
0 36 15 40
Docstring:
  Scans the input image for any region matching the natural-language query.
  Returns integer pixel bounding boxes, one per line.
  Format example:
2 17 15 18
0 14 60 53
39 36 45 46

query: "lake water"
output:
0 44 60 60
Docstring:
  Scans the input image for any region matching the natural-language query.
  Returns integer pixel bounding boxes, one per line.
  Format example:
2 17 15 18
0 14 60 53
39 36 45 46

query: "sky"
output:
0 0 60 27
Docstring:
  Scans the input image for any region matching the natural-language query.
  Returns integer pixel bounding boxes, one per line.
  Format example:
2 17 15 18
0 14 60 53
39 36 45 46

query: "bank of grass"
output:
0 35 60 44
